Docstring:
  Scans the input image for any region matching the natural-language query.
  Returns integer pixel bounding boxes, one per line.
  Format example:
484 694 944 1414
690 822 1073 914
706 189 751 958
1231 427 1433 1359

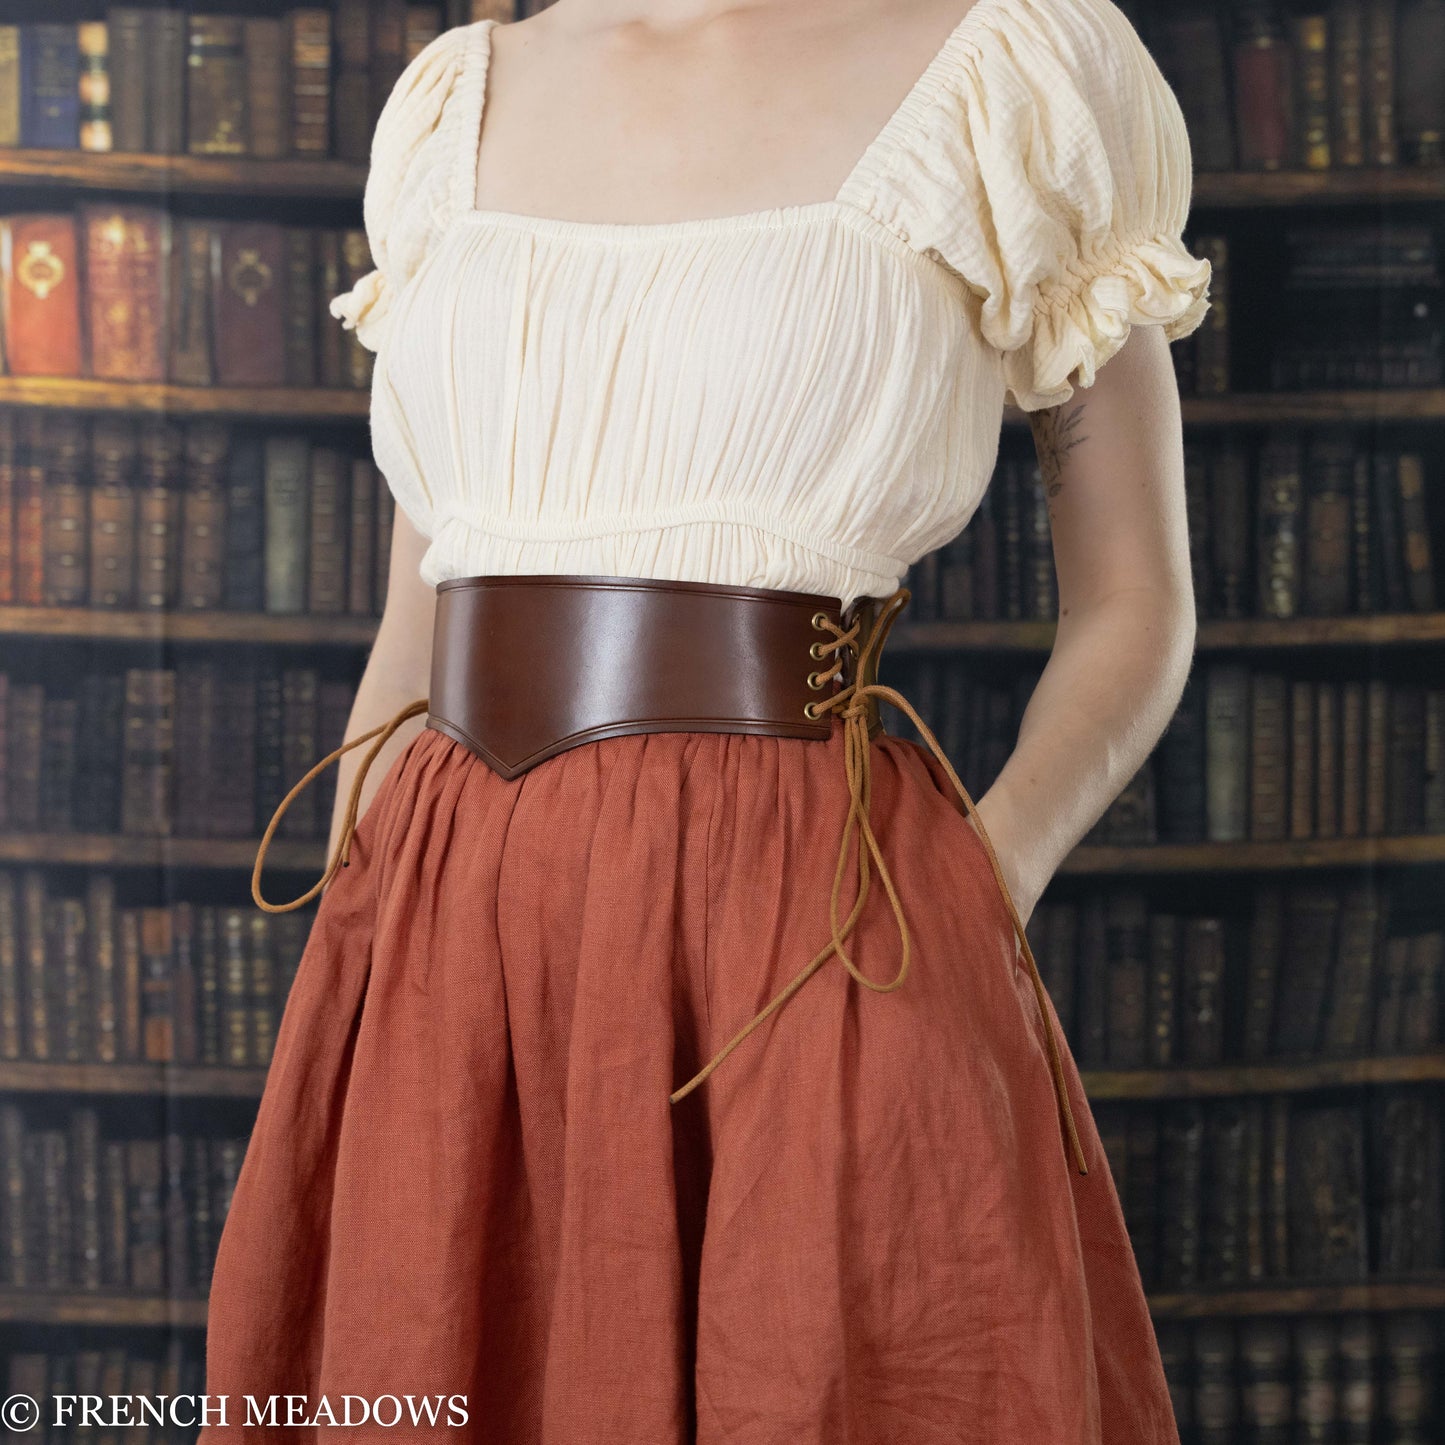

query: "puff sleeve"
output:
875 0 1212 411
328 24 474 354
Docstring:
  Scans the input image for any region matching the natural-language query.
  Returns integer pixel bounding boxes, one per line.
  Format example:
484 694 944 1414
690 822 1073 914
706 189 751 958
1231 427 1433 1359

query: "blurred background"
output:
0 0 1441 1439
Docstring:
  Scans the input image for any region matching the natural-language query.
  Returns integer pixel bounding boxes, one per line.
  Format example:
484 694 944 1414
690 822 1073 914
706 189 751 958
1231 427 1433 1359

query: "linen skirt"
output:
199 716 1179 1444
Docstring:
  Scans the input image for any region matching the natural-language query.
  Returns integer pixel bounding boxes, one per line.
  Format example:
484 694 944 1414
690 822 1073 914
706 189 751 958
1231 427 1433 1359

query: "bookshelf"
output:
0 0 1442 1438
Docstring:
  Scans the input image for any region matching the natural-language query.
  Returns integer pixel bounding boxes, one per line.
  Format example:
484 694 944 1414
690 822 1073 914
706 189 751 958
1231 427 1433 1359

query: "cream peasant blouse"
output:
331 0 1212 610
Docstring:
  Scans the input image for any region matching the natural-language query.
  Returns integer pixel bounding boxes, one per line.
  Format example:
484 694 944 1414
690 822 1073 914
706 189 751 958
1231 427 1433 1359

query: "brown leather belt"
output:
250 572 1087 1176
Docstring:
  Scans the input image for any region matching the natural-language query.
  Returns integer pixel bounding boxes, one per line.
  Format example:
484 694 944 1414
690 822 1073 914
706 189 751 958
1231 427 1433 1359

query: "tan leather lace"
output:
667 586 1088 1177
250 588 1087 1177
252 697 431 914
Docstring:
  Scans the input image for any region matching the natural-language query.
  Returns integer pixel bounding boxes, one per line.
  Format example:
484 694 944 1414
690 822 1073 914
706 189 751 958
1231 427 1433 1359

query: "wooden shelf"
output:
1002 390 1445 427
7 610 1445 654
0 377 368 421
1059 834 1445 874
890 612 1445 654
0 149 367 200
0 1062 267 1099
1147 1277 1445 1320
1 1280 1442 1330
1191 168 1445 207
0 152 1439 209
0 834 323 871
6 831 1444 874
0 605 380 646
2 1055 1440 1105
1083 1053 1445 1101
0 1291 208 1328
6 385 1445 434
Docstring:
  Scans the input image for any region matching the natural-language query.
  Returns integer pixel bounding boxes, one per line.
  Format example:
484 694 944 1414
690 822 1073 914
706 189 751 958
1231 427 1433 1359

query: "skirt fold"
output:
201 723 1176 1445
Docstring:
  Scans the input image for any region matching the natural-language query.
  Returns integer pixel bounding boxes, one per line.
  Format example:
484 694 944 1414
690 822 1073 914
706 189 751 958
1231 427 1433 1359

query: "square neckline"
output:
454 0 1004 239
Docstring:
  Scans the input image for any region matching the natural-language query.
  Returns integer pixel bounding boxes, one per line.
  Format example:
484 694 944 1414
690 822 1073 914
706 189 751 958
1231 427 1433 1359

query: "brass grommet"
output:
810 610 830 630
803 700 822 721
806 669 828 690
808 639 830 660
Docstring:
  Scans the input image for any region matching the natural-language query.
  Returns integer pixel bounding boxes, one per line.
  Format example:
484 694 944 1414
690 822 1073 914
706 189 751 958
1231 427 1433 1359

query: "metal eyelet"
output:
806 670 828 691
803 700 822 721
808 640 830 660
810 610 830 630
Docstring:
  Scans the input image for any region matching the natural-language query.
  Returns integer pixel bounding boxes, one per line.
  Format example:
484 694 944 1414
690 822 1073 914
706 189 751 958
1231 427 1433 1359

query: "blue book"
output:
20 23 79 150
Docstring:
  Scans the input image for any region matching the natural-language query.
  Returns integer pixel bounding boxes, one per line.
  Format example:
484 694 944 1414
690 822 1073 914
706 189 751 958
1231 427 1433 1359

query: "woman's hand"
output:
977 324 1198 912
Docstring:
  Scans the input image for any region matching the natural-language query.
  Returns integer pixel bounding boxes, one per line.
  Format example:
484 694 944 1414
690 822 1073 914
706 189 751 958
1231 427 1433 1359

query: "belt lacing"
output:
249 588 1087 1178
668 585 1088 1177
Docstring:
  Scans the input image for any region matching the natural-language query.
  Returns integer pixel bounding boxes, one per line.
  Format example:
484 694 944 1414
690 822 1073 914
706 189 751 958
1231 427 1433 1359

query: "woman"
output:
202 0 1208 1438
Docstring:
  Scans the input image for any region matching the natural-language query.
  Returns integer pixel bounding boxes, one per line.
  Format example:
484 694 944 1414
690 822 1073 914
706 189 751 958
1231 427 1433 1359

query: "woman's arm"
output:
324 508 438 864
970 323 1198 924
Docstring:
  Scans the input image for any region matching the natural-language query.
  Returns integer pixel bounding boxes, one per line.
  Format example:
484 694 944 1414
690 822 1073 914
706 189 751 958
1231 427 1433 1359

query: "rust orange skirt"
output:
199 719 1178 1444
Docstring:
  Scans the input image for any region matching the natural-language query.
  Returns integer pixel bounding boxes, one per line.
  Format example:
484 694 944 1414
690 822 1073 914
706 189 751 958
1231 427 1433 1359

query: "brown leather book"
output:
126 1136 165 1290
166 219 217 387
1330 0 1368 165
1208 438 1250 618
41 413 88 606
212 222 287 386
185 15 246 155
1191 236 1230 396
316 229 344 388
1233 7 1294 169
288 9 332 156
1315 679 1340 837
263 435 310 612
1364 0 1399 164
178 421 228 611
284 227 318 385
338 227 376 388
1321 880 1386 1056
280 668 320 840
1248 671 1288 841
1302 429 1353 616
220 910 252 1067
19 873 49 1055
1205 663 1251 842
106 8 148 153
222 438 265 612
1104 889 1149 1067
1256 430 1302 619
1396 453 1436 612
118 909 142 1060
375 483 394 612
86 874 118 1067
0 26 19 149
406 5 445 61
1274 886 1340 1055
0 214 82 376
1152 10 1235 170
1363 677 1389 835
1339 679 1366 837
1241 883 1284 1061
89 416 139 609
135 421 184 610
0 874 18 1062
196 907 222 1065
1287 677 1315 839
1290 14 1331 168
122 670 178 839
13 412 46 607
249 913 278 1066
77 20 112 153
148 8 187 155
307 445 348 615
1237 1318 1292 1438
347 455 377 615
333 0 372 162
1397 0 1445 163
1385 683 1426 834
1180 917 1226 1065
80 203 167 382
170 907 198 1067
68 1110 102 1287
370 0 408 134
243 18 289 159
0 410 16 605
175 662 215 837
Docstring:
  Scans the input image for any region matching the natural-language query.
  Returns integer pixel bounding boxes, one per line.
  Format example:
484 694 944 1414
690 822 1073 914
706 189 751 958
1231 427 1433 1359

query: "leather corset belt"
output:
250 572 1088 1177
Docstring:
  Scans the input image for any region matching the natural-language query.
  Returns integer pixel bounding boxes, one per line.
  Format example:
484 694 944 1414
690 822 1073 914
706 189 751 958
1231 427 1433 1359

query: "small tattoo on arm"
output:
1028 401 1089 499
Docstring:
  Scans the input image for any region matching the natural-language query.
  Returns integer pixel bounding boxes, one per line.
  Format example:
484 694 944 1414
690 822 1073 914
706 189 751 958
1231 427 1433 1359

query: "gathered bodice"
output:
333 0 1213 611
